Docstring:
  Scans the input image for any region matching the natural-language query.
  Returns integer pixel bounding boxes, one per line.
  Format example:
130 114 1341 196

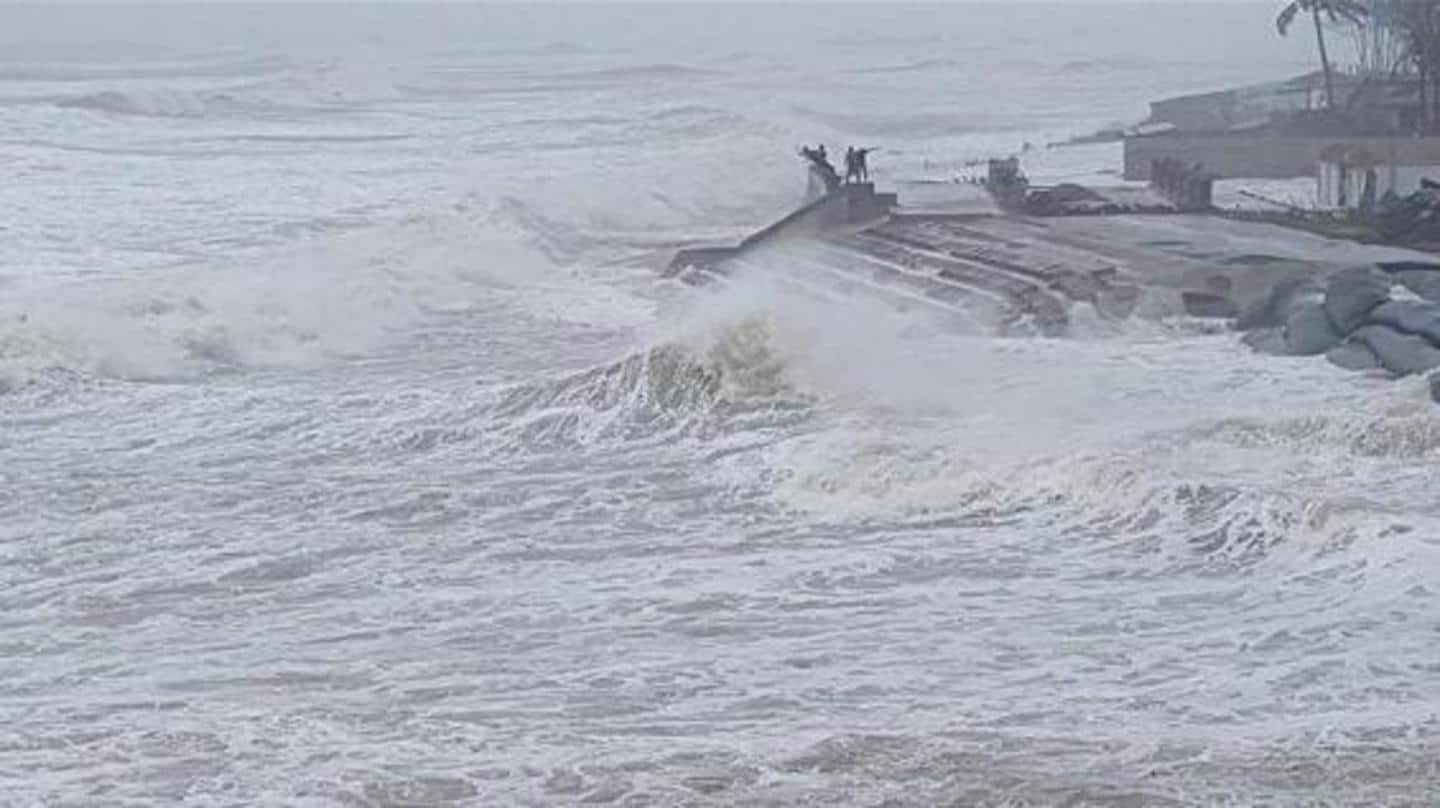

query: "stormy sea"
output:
4 3 1440 805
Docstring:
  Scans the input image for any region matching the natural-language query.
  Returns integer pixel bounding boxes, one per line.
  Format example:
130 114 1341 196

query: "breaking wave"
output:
0 208 572 394
0 293 328 393
1195 411 1440 460
777 433 1419 572
484 315 816 452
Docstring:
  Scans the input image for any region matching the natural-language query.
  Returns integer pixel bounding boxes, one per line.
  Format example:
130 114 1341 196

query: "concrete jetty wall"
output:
1124 133 1326 180
667 183 895 276
1125 133 1440 183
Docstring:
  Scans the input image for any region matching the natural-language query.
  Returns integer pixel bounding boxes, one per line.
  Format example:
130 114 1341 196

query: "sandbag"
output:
1325 341 1381 371
1241 327 1286 355
1283 301 1341 356
1364 300 1440 347
1388 269 1440 303
1350 324 1440 376
1235 277 1322 331
1325 267 1392 335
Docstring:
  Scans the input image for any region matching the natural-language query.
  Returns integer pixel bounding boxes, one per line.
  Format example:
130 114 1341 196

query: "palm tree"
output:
1392 1 1440 132
1277 0 1371 109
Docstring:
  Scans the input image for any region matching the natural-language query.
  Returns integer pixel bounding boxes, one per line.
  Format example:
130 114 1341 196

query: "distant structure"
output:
1124 71 1440 181
1317 139 1440 210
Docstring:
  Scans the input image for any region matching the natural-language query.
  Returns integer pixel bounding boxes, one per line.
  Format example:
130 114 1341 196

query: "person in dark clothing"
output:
852 147 874 183
799 144 841 192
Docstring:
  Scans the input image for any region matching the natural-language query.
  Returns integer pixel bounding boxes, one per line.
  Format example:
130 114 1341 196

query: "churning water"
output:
4 3 1440 805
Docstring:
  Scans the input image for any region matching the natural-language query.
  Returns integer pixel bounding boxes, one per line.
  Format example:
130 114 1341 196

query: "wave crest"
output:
1197 412 1440 459
777 444 1412 571
854 58 964 74
486 316 815 451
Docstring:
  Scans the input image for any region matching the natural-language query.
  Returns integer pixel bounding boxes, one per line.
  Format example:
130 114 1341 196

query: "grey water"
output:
4 3 1440 805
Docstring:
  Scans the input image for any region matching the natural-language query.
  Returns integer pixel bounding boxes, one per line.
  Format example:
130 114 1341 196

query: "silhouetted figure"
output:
799 144 841 193
844 147 875 184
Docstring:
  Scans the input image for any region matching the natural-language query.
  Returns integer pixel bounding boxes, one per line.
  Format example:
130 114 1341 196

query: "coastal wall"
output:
667 183 894 276
1317 161 1440 209
1124 133 1327 180
736 183 890 251
1127 134 1440 184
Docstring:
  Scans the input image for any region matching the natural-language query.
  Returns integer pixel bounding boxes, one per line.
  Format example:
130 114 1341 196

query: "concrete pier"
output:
667 177 1440 340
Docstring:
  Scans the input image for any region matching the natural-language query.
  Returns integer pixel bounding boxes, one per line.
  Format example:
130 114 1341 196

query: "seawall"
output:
667 183 895 276
1123 133 1328 181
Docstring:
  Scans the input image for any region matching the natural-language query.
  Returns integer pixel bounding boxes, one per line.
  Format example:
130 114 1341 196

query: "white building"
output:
1318 140 1440 210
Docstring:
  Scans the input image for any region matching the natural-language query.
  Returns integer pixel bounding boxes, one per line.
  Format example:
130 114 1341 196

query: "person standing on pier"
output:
845 147 875 184
799 144 841 192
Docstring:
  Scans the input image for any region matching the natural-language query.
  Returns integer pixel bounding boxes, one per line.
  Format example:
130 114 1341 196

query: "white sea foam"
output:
4 3 1437 805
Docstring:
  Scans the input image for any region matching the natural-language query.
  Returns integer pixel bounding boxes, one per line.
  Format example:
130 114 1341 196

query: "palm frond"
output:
1277 1 1303 35
1323 0 1371 25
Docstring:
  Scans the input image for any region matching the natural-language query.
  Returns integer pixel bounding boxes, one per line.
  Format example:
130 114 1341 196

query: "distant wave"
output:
791 104 980 137
204 133 415 145
550 63 719 82
536 41 585 54
648 103 726 121
487 104 741 136
1057 57 1156 73
853 58 965 75
56 89 250 119
644 103 748 137
822 33 944 47
0 57 289 84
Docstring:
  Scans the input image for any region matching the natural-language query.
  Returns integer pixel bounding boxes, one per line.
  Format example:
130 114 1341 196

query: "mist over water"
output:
4 3 1439 805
